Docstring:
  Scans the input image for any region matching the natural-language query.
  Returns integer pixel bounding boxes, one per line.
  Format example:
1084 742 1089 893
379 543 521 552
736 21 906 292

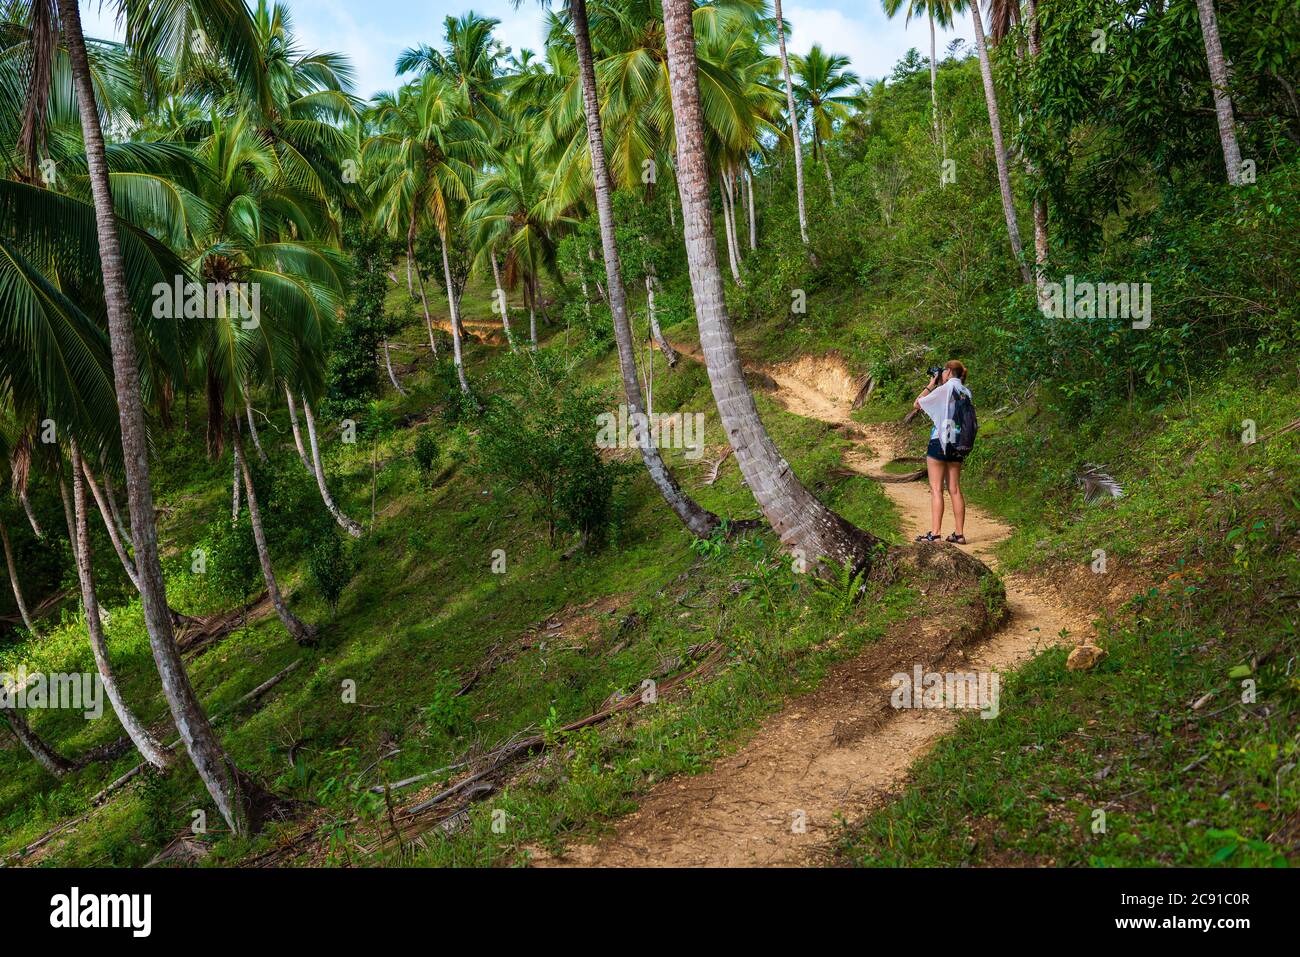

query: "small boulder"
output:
1066 643 1107 671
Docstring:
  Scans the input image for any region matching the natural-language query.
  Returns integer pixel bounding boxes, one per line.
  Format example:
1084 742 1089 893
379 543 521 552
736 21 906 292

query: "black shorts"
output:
927 438 961 463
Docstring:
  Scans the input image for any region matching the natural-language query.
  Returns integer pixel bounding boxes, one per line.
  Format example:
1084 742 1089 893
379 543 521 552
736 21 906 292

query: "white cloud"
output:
784 5 973 84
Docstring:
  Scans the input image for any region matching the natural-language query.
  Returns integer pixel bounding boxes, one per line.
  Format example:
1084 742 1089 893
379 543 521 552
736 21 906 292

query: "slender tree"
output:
772 0 809 245
563 0 723 538
1195 0 1243 185
55 0 261 836
659 0 880 572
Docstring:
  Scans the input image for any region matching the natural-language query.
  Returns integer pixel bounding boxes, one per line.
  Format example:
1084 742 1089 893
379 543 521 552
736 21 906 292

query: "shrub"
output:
307 529 354 614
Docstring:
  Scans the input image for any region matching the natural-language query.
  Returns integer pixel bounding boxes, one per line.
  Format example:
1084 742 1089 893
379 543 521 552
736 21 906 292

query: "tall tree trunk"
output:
56 0 252 836
490 251 516 350
745 165 757 250
382 339 408 395
283 386 314 474
231 451 242 522
646 273 679 367
1195 0 1243 184
438 230 474 398
570 0 722 539
930 8 943 171
232 428 316 646
409 219 439 357
300 396 363 538
2 708 72 777
527 273 538 348
660 0 880 571
81 462 140 590
59 476 79 567
773 0 810 246
70 441 171 769
19 488 44 540
720 172 744 285
244 389 268 464
971 3 1032 285
0 516 38 635
99 464 132 543
820 145 837 204
1024 0 1050 305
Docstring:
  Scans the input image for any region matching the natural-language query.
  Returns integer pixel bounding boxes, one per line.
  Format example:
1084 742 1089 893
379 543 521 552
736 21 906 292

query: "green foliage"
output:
308 529 355 614
412 427 441 485
327 226 398 420
197 514 260 605
475 350 629 547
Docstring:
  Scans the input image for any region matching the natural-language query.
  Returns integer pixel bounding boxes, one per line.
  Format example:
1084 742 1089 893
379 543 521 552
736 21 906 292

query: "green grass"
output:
0 275 911 867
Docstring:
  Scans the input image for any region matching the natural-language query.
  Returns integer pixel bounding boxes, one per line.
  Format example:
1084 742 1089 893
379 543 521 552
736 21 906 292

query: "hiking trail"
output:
534 346 1095 867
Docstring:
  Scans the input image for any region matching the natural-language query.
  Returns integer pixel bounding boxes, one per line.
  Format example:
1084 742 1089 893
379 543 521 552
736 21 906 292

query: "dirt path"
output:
537 348 1094 867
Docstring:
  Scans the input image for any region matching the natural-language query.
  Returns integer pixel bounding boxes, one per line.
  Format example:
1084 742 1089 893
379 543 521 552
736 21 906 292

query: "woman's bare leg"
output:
945 462 965 537
927 456 946 536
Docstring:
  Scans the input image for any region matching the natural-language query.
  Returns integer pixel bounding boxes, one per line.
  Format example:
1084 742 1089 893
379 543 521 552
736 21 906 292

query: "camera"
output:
926 366 944 382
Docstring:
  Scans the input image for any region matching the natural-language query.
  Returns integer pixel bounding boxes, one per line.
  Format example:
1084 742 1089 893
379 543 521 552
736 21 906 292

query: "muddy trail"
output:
537 346 1096 867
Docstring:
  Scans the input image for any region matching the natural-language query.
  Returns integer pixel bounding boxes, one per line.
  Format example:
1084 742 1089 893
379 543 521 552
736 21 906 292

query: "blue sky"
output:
81 0 975 101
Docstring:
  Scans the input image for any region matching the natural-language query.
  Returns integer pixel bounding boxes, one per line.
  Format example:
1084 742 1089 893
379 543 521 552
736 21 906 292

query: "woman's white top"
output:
917 378 971 441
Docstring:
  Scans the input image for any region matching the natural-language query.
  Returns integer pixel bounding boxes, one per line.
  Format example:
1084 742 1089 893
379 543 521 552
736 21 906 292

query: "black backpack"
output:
946 390 978 460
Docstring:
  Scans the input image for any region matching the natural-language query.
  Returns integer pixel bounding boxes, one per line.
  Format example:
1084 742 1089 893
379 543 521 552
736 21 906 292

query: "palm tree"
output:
881 0 954 180
771 0 809 245
1194 0 1243 185
658 0 881 572
365 74 490 397
69 440 172 769
791 44 859 203
466 145 571 349
52 0 268 838
965 0 1032 285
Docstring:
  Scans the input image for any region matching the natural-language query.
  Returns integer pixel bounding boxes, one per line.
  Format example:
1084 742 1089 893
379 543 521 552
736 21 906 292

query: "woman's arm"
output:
913 373 941 410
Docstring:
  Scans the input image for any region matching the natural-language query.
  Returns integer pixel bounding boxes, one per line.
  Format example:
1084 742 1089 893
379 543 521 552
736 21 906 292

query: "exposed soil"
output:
533 347 1098 867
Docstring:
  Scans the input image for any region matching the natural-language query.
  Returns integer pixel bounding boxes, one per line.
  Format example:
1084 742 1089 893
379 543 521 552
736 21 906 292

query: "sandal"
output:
946 533 967 545
915 532 942 543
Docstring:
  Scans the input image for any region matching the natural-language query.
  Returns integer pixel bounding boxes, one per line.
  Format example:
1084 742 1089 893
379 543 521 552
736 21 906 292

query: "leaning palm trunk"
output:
19 488 44 540
773 0 810 246
660 0 880 570
972 4 1032 285
231 452 241 522
81 463 140 590
99 465 131 543
382 340 408 396
821 146 837 204
300 396 363 537
244 390 268 464
2 708 72 777
59 477 79 566
70 442 171 769
1195 0 1243 184
283 386 314 474
646 274 678 367
438 231 474 398
490 251 516 350
232 428 316 645
570 0 722 539
58 0 253 836
408 222 439 357
0 516 38 635
721 170 745 284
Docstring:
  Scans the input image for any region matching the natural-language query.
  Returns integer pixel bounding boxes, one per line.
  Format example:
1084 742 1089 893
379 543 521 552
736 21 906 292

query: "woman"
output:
912 360 970 545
